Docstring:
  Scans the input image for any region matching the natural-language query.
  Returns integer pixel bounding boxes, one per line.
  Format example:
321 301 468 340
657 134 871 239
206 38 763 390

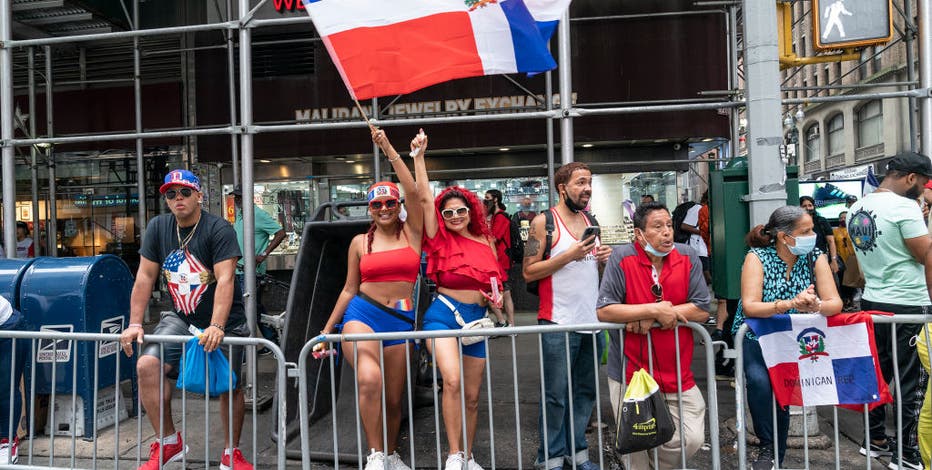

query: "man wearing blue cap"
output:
120 169 254 470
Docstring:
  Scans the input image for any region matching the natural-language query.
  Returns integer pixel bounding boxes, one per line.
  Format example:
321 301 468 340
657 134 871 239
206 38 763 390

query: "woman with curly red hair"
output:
317 128 424 470
415 139 503 470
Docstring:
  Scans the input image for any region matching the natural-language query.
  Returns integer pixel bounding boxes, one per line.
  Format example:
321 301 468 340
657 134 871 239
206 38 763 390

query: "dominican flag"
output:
302 0 557 100
163 248 213 316
525 0 572 41
863 165 879 196
745 312 891 409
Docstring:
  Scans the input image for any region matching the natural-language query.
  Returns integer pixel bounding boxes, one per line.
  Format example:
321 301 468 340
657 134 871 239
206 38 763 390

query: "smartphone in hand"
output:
581 226 600 244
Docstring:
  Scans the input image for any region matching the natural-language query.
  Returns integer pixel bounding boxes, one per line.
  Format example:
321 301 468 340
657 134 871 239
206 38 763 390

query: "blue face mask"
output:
787 234 817 256
643 241 672 257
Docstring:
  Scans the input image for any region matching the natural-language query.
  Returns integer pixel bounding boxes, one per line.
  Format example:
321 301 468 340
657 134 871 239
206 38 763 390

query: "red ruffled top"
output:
423 224 503 291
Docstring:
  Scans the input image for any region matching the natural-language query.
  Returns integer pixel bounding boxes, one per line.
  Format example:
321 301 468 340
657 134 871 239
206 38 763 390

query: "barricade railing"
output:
295 321 721 470
0 330 288 469
734 314 931 470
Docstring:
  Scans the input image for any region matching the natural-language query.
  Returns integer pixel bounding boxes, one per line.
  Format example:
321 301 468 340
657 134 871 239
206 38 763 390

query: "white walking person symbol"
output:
823 0 853 39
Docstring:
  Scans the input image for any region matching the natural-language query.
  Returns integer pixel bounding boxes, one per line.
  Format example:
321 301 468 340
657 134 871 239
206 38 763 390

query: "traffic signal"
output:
812 0 893 50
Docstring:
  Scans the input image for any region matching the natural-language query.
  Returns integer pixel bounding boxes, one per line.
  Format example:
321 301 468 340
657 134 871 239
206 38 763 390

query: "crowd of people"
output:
3 129 932 470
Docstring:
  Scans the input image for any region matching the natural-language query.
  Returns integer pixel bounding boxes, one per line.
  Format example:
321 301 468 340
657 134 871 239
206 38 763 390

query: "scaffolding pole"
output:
44 46 57 257
0 0 14 257
227 0 239 186
238 0 260 428
921 0 932 156
558 9 574 165
728 4 741 161
134 0 146 236
546 64 556 204
28 48 39 256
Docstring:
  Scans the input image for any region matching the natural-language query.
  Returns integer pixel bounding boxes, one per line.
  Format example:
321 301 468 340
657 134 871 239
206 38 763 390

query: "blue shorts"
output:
341 295 415 347
422 295 488 359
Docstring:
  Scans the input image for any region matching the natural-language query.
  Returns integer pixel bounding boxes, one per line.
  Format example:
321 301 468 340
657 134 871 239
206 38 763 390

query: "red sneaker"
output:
220 448 254 470
0 436 18 464
138 433 188 470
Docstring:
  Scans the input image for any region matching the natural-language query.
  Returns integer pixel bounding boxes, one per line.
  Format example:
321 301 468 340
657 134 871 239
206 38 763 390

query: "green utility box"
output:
710 158 798 300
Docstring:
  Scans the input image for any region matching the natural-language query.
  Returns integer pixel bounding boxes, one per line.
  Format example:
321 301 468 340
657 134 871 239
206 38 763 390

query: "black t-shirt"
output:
140 210 245 329
812 214 833 254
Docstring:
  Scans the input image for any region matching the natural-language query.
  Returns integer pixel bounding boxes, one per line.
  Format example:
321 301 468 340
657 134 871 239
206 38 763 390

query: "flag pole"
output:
353 99 376 131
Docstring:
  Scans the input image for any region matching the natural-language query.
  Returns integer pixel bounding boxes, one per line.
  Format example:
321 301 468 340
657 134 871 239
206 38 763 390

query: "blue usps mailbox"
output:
0 259 36 307
21 255 136 437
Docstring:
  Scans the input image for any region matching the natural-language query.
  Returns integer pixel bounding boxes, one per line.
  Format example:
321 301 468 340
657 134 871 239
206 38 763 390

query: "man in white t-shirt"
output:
848 152 932 470
680 199 709 278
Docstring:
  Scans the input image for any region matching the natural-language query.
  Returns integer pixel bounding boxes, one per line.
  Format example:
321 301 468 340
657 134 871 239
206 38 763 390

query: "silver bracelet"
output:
387 153 401 162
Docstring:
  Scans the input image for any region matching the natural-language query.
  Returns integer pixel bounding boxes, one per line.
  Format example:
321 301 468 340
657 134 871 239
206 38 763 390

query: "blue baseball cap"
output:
160 169 201 194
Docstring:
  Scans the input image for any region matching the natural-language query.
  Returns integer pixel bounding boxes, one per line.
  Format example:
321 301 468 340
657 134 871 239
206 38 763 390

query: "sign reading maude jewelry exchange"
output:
294 93 578 121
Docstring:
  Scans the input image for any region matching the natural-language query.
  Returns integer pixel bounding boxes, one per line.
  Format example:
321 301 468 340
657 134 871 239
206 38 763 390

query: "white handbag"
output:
437 295 495 346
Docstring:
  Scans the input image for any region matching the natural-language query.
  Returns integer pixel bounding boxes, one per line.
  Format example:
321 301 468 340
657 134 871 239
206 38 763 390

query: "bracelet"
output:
128 323 143 329
387 153 401 162
210 323 225 332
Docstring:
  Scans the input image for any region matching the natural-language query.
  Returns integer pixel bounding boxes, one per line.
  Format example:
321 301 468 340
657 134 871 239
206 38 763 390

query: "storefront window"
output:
223 181 313 254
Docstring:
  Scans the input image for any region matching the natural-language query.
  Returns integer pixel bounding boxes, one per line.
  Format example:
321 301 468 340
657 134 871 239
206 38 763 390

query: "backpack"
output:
505 213 524 265
527 209 599 296
671 201 698 244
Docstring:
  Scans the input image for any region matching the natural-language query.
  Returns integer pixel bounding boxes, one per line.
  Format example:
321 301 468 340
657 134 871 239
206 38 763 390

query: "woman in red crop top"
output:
415 145 503 470
316 128 425 470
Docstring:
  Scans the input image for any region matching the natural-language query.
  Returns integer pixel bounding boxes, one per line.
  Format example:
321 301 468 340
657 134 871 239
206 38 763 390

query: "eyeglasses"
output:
369 199 398 210
164 188 194 199
441 207 470 220
651 283 663 303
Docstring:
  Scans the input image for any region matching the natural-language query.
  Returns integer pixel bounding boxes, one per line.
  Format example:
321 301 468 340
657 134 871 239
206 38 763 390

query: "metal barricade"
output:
0 329 288 469
294 321 721 470
734 314 932 470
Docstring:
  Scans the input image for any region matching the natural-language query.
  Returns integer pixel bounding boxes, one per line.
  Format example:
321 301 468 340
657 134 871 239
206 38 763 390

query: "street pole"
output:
742 0 787 228
920 0 932 157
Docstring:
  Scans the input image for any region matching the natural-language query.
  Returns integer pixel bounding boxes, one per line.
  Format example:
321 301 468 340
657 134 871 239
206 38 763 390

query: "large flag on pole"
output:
303 0 558 100
524 0 572 41
744 312 891 409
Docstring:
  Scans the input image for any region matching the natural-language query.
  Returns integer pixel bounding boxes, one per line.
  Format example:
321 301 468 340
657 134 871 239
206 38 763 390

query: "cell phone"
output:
581 226 600 243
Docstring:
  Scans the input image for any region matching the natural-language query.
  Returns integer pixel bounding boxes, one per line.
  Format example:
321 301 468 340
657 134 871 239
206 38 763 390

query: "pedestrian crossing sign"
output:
812 0 893 50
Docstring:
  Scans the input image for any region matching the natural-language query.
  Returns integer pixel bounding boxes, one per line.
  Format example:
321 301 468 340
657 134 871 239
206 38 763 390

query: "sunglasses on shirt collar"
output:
164 188 194 199
369 199 399 210
651 283 663 303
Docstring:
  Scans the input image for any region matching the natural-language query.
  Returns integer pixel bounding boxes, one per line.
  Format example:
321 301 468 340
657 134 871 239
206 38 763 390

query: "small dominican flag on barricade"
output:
745 312 891 409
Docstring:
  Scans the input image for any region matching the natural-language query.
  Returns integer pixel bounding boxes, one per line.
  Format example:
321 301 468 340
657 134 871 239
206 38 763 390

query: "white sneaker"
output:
444 452 466 470
0 437 18 464
385 451 411 470
365 449 386 470
466 454 484 470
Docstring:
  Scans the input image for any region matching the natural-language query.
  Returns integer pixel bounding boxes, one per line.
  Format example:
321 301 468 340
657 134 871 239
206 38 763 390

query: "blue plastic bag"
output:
176 336 237 396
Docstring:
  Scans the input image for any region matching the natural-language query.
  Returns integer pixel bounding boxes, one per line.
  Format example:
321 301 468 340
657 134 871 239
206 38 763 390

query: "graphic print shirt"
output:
847 191 930 306
140 211 246 329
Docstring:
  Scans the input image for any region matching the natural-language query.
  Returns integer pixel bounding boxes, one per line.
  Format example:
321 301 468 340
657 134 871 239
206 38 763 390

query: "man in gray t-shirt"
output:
120 169 255 470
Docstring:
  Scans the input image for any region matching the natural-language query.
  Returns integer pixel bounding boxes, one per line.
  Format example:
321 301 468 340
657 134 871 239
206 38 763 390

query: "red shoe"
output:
0 436 18 464
220 448 254 470
138 433 188 470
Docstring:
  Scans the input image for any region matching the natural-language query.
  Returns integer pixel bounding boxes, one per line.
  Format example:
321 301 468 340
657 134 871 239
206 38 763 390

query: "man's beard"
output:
565 192 588 213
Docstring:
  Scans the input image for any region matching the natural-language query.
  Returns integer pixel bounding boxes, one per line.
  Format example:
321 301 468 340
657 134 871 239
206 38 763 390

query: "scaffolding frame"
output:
2 0 932 394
